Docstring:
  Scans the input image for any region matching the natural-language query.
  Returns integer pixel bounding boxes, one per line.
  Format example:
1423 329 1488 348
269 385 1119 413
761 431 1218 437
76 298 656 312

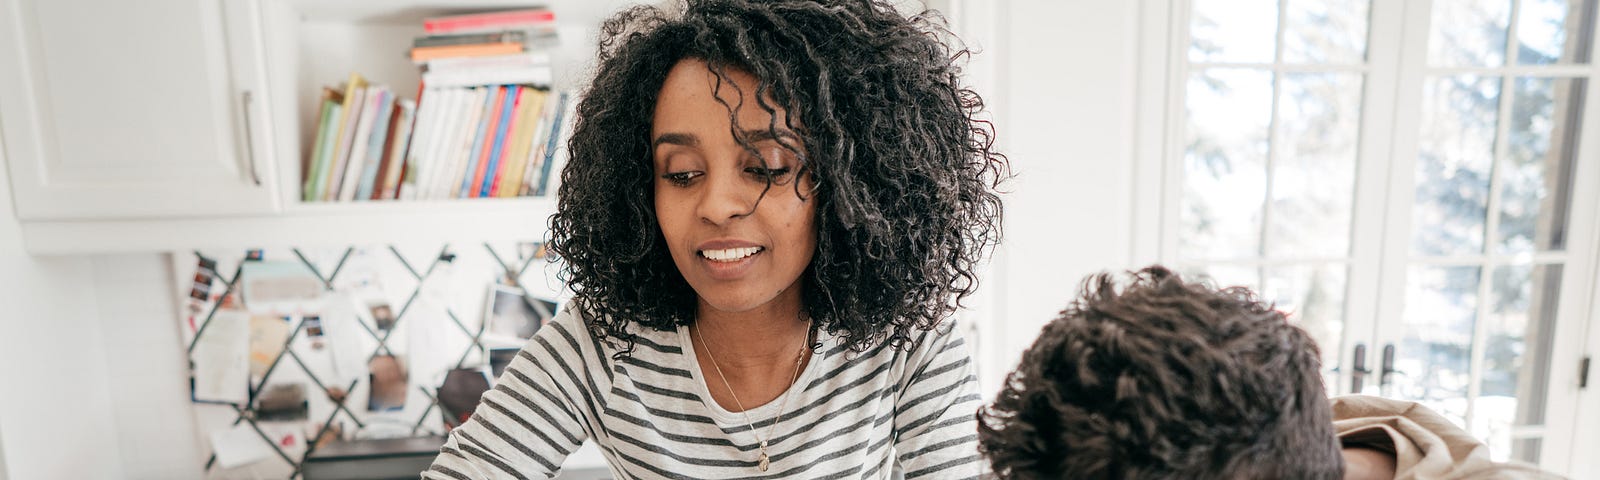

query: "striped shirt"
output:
423 305 982 479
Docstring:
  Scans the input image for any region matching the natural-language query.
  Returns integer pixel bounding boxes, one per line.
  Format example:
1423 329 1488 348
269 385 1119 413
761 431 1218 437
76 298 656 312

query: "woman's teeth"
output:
700 246 763 262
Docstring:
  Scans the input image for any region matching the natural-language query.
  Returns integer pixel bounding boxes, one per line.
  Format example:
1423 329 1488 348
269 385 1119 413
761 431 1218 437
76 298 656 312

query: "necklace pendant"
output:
758 452 770 472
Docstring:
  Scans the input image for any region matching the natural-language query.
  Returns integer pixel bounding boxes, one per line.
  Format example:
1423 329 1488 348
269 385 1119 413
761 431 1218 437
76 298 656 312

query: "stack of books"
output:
301 8 575 202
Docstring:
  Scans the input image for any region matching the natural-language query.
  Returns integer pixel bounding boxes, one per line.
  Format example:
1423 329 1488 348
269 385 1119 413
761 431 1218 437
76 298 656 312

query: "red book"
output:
424 9 555 34
469 86 508 198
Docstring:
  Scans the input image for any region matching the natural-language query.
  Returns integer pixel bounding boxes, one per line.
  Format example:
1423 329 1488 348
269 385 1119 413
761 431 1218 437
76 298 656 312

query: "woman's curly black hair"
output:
546 0 1005 354
977 266 1343 479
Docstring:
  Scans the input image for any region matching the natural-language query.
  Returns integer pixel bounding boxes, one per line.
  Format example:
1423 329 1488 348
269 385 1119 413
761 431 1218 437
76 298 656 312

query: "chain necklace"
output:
694 319 810 472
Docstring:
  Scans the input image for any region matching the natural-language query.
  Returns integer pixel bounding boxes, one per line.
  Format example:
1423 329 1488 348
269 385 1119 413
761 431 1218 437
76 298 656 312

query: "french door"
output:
1156 0 1600 473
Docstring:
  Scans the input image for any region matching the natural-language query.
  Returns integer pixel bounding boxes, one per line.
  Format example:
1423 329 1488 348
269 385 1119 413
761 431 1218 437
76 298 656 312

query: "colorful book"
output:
413 30 526 49
424 9 555 34
303 88 341 201
381 99 418 200
340 86 390 202
426 88 469 199
409 42 522 62
364 98 402 200
324 73 368 201
490 87 527 197
460 86 504 198
519 93 556 197
478 86 520 197
497 88 545 197
445 88 490 199
534 92 572 197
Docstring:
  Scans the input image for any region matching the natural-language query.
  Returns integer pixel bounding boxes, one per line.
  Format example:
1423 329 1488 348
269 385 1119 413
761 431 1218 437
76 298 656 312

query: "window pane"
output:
1181 264 1260 291
1284 0 1371 64
1515 0 1597 65
1269 73 1362 258
1413 76 1500 256
1480 264 1561 463
1396 265 1481 425
1190 0 1279 63
1183 69 1272 259
1262 264 1348 376
1499 77 1584 253
1429 0 1513 66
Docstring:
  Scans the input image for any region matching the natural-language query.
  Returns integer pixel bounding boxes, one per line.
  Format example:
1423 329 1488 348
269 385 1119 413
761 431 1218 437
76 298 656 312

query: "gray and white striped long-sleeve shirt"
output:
423 305 982 479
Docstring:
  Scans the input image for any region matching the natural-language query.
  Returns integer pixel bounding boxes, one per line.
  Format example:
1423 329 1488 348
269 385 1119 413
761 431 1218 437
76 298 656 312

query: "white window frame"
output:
1135 0 1600 474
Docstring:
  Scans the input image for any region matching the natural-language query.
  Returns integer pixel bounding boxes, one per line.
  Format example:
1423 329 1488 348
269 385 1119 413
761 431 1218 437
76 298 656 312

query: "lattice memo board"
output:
178 242 565 479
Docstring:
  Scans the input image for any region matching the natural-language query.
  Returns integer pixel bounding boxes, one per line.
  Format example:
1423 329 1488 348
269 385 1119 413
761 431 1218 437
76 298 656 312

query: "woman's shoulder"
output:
541 302 684 359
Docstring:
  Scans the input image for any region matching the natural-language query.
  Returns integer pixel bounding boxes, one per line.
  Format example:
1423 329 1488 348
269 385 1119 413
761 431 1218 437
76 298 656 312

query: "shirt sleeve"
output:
892 318 983 480
423 308 594 480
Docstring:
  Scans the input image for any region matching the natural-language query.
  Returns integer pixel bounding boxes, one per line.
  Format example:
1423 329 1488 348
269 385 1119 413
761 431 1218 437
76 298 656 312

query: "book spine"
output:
447 88 490 199
519 94 553 197
467 86 505 198
325 83 368 201
340 87 388 202
357 94 397 201
506 89 546 198
383 99 418 200
424 88 465 200
490 87 528 198
409 43 522 63
303 90 338 201
534 92 571 197
480 86 520 197
367 98 403 200
413 30 526 48
424 9 555 34
421 66 554 89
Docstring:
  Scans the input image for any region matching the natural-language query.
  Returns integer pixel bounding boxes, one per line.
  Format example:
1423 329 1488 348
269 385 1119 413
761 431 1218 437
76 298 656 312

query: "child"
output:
978 267 1547 479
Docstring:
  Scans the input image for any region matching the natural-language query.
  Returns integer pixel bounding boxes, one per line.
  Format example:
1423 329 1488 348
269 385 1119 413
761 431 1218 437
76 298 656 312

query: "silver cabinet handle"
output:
241 90 261 186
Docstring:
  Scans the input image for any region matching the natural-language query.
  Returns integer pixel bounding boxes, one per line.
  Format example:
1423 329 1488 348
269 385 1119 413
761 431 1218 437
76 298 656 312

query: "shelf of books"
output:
21 2 641 255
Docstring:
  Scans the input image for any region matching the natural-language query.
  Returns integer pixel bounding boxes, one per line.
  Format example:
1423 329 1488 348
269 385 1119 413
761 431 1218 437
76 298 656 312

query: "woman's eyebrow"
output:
737 128 801 145
652 132 699 149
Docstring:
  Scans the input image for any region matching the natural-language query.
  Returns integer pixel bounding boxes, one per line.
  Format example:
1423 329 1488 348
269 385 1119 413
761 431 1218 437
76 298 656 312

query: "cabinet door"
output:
0 0 280 220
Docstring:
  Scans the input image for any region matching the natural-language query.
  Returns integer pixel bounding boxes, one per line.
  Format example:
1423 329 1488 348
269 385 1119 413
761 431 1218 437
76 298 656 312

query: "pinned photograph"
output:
303 315 326 350
191 257 219 302
439 368 491 426
256 383 309 421
483 284 556 342
368 354 409 412
369 302 396 331
488 347 520 381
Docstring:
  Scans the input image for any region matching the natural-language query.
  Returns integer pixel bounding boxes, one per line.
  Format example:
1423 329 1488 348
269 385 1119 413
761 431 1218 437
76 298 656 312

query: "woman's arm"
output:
423 310 594 479
891 319 984 480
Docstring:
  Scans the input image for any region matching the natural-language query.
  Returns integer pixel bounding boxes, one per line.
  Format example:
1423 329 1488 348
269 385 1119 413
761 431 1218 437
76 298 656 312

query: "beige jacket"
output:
1332 395 1558 480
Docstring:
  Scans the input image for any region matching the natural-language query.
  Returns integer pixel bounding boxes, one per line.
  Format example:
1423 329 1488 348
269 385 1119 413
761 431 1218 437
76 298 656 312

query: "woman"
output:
425 0 1004 477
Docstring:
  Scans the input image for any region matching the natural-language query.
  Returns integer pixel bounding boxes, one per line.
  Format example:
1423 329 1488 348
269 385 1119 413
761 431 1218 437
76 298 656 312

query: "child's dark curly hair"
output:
547 0 1006 354
977 266 1343 479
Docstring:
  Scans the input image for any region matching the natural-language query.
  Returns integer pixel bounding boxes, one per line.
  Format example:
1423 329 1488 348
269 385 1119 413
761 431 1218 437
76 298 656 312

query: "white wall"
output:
0 125 126 479
963 0 1146 394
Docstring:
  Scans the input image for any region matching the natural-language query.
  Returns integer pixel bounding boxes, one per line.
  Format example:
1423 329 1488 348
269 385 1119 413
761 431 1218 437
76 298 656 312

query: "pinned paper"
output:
193 310 250 404
209 424 274 469
240 261 323 314
248 315 291 378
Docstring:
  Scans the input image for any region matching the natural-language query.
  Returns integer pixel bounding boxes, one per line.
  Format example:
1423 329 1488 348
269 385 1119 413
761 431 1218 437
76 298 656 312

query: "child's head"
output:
978 266 1343 479
548 0 1005 351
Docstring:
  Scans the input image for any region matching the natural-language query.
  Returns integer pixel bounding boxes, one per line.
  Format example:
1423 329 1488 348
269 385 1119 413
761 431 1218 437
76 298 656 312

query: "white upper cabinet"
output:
0 0 280 220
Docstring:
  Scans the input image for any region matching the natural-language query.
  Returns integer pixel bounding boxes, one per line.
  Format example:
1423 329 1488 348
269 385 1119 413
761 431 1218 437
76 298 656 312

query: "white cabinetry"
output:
0 0 279 220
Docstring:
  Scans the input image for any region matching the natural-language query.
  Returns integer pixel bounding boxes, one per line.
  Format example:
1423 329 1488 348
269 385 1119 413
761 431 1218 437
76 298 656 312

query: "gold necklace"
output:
694 320 810 472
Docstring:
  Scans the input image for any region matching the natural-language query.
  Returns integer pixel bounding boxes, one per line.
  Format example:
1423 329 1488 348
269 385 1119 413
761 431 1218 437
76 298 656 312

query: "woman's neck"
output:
693 299 811 369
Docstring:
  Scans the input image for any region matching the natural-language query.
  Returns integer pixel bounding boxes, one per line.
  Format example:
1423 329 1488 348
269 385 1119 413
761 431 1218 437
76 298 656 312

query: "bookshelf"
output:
9 0 636 255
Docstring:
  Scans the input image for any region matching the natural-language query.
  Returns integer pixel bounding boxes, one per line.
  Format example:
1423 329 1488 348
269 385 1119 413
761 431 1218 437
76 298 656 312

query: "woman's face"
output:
651 59 817 316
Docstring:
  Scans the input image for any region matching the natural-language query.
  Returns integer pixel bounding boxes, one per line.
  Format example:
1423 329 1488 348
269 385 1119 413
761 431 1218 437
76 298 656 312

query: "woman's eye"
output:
744 167 792 181
661 171 703 186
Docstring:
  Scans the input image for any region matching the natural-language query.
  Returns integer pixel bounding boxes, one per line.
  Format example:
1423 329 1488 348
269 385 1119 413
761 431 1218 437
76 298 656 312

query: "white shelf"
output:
22 197 557 255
